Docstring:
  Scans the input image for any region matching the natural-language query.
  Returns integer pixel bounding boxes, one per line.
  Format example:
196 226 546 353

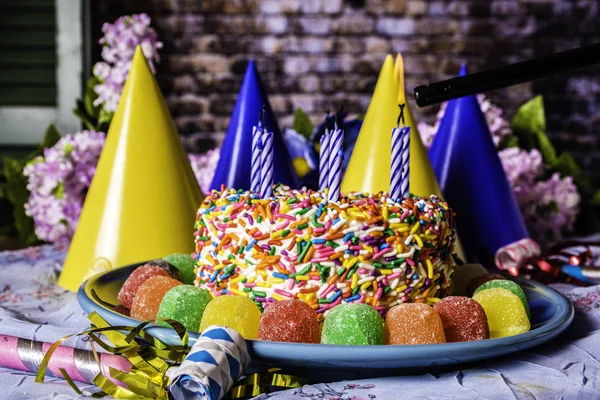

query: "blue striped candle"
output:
250 125 263 193
260 131 274 198
390 126 403 200
328 128 344 202
319 130 331 193
399 127 410 197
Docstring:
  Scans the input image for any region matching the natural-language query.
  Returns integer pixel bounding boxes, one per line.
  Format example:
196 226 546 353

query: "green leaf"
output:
73 106 97 131
549 152 594 197
591 190 600 205
39 124 61 149
51 182 64 199
510 95 557 164
1 157 38 245
97 108 114 130
292 108 314 140
84 76 102 119
497 134 519 150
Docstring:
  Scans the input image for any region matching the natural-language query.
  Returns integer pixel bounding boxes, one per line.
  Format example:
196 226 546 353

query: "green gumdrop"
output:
474 279 530 320
164 253 196 284
156 285 212 331
321 304 384 345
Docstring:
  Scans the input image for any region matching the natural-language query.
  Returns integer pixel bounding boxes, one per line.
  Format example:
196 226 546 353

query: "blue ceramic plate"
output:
78 262 574 380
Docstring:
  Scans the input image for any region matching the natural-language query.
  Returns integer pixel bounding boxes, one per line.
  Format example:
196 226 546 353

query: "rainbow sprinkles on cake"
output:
194 185 457 317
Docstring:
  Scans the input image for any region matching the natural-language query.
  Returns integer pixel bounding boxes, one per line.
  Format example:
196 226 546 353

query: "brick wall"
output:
92 0 600 184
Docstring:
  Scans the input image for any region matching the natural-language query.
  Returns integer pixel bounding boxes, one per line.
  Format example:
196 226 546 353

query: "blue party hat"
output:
429 64 529 264
210 60 299 191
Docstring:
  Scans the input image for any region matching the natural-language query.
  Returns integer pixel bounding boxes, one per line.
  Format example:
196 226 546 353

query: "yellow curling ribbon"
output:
229 369 307 399
36 312 190 399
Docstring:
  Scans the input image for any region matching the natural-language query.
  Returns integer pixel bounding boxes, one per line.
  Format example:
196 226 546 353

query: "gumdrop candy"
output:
118 265 170 309
163 253 196 285
130 276 182 321
145 259 183 282
473 287 530 338
321 304 384 345
384 303 446 345
451 263 488 296
433 296 489 342
474 279 530 320
258 299 319 343
467 273 505 297
199 295 262 339
156 285 212 331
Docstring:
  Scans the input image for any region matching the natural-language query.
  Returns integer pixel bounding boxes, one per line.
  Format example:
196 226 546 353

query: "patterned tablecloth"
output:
1 245 600 400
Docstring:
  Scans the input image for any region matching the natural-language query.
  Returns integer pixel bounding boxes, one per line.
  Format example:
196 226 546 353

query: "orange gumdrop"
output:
130 276 182 321
384 303 446 345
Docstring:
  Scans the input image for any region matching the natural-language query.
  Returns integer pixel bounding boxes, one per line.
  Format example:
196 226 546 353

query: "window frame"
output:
0 0 83 144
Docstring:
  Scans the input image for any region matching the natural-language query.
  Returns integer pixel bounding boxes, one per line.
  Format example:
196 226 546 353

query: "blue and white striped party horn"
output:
169 326 250 400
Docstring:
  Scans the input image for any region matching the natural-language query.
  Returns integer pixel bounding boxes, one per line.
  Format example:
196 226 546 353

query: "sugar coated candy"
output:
384 303 446 345
451 263 488 296
118 265 170 309
474 279 530 319
321 304 384 345
433 296 489 342
156 285 212 331
199 295 261 339
467 273 505 297
163 253 196 285
473 287 530 338
130 276 182 321
145 259 183 282
258 299 319 343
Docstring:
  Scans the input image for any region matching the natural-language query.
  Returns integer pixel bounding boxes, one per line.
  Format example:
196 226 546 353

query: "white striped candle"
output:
260 131 274 198
390 126 403 200
250 125 263 193
399 127 410 197
328 128 344 202
319 129 331 192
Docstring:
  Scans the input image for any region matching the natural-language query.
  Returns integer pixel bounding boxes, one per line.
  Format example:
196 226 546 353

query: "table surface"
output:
1 246 600 400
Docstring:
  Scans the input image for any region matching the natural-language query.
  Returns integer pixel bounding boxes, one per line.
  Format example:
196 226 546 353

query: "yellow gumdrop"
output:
199 295 261 339
473 287 530 338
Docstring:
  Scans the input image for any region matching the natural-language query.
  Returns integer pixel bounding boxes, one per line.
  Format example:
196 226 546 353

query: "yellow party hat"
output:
58 47 204 291
342 54 444 198
341 55 398 194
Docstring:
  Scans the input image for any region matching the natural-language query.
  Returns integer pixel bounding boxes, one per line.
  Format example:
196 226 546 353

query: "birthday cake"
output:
193 185 457 316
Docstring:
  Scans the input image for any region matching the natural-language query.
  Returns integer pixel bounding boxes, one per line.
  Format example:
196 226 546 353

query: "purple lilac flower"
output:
93 14 163 112
188 149 221 194
23 131 106 247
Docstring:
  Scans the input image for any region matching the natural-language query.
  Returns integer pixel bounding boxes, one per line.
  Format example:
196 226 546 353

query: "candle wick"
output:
397 104 406 128
335 106 344 130
260 105 267 131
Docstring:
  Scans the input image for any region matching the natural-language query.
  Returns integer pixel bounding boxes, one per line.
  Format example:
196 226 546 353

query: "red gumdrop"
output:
258 299 320 343
434 296 489 342
118 265 170 308
466 273 505 297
